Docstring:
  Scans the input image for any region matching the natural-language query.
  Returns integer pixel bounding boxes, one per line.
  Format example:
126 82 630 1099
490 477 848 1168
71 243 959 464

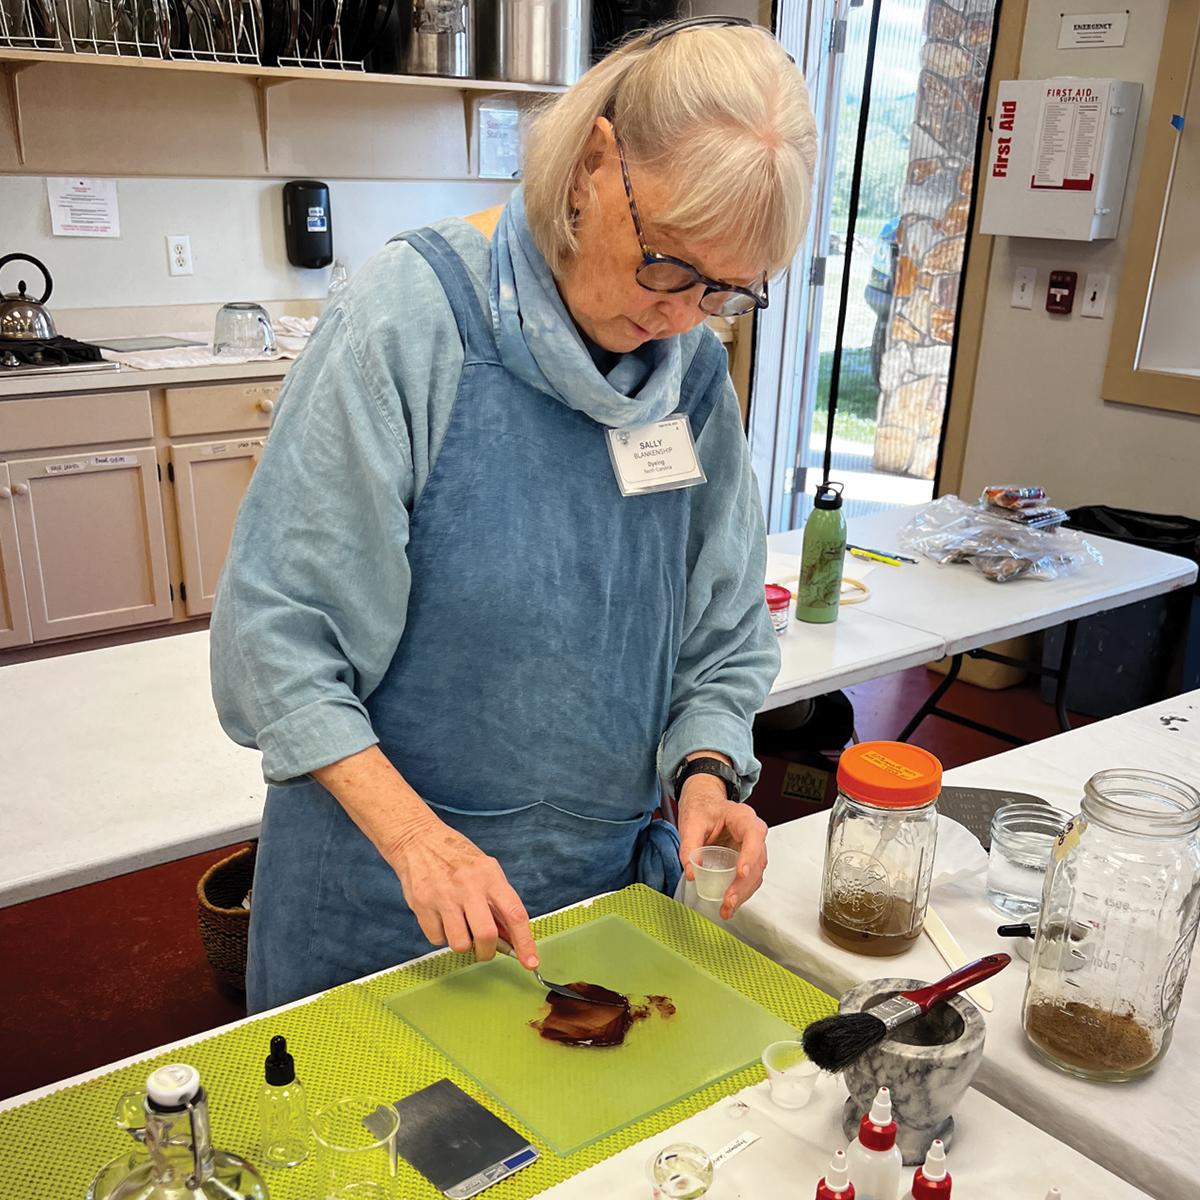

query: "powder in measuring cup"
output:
1026 1001 1156 1072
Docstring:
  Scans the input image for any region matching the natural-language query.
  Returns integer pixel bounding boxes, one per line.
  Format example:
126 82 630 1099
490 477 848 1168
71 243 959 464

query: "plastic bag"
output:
900 496 1103 583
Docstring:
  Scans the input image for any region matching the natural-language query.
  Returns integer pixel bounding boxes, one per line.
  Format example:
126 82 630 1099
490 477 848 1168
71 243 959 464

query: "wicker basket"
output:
196 843 257 992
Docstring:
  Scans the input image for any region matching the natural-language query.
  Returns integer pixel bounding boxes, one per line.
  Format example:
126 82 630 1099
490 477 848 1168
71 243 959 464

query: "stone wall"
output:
873 0 998 479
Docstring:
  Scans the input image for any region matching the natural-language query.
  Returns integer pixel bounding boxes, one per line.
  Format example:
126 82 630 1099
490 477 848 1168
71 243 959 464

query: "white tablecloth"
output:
683 691 1200 1200
771 507 1198 656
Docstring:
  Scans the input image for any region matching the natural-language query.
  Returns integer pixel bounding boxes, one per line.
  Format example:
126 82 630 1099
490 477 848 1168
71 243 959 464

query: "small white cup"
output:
688 846 739 903
762 1041 819 1109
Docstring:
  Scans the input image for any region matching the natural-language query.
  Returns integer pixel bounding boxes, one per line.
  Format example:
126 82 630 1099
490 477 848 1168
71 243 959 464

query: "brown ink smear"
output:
531 985 676 1047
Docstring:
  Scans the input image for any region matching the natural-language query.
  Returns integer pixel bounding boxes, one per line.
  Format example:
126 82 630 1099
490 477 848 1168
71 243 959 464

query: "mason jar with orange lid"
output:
819 741 943 955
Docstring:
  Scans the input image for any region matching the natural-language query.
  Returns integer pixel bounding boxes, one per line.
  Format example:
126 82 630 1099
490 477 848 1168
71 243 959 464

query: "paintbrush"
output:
802 954 1011 1072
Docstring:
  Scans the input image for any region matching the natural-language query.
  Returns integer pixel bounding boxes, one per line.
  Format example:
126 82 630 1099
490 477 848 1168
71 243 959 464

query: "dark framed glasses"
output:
614 135 768 319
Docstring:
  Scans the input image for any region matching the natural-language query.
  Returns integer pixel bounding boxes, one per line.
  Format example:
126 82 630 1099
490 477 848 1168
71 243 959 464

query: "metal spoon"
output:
495 938 625 1007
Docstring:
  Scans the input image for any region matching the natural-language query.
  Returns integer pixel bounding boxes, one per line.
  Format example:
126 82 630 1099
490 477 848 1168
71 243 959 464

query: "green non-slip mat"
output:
384 914 797 1154
0 886 834 1200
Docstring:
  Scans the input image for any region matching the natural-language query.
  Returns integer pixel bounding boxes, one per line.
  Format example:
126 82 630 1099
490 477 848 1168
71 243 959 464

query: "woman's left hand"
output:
677 776 769 920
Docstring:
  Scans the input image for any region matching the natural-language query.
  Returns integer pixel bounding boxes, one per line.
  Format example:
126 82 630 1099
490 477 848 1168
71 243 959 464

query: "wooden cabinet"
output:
169 438 264 616
7 447 173 640
164 381 279 437
0 463 33 650
0 370 284 656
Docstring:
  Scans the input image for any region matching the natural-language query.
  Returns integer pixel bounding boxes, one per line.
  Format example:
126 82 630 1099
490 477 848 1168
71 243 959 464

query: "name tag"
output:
605 414 706 497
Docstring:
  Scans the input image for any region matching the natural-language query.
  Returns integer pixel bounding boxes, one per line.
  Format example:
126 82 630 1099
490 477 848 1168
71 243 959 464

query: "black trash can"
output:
1042 507 1200 718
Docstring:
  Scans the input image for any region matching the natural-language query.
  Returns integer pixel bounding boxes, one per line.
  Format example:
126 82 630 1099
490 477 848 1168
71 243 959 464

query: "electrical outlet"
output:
1081 272 1110 318
166 235 193 277
1011 266 1036 309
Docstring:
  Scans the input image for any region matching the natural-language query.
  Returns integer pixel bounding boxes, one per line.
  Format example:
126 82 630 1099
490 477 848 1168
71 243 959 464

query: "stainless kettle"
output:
0 253 57 340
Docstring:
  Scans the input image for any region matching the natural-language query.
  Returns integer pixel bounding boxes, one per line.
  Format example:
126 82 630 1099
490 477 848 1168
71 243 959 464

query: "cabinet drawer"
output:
164 380 282 436
0 390 153 453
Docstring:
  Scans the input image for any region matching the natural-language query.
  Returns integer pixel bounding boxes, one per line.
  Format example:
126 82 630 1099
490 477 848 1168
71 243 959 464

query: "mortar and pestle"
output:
835 974 986 1164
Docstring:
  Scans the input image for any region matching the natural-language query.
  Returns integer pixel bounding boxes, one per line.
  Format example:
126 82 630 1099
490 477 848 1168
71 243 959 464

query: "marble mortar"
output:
838 975 985 1165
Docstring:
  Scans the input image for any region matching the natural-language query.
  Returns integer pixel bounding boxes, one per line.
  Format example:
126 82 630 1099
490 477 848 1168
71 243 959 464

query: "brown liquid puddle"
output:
531 984 676 1048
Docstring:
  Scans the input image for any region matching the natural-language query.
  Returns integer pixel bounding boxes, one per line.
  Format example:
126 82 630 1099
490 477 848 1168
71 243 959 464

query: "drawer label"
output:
45 461 86 474
92 454 137 468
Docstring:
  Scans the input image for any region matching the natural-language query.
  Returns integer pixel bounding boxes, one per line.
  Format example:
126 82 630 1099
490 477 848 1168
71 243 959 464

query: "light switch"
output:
1011 266 1036 309
1081 273 1110 318
1046 270 1078 315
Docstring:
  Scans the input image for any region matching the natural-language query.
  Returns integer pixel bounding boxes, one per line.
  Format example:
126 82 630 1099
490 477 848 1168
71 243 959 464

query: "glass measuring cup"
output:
213 302 277 358
311 1095 399 1199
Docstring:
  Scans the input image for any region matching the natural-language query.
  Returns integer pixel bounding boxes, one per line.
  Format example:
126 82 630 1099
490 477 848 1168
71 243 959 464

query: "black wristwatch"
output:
674 756 741 804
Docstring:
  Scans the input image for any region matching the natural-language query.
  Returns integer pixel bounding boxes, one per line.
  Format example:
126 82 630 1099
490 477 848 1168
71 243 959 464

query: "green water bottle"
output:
796 482 846 624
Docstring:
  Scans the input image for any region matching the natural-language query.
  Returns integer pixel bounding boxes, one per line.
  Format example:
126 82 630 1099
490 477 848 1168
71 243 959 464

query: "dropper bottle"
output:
259 1034 308 1167
815 1148 856 1199
846 1086 902 1200
907 1139 951 1199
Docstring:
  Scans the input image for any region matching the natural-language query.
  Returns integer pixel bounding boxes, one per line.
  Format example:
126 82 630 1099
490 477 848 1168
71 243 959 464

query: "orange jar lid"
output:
838 741 942 808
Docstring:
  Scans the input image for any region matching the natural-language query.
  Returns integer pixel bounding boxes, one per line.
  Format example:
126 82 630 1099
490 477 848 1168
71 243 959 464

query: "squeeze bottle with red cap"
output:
906 1139 950 1199
815 1148 855 1199
846 1086 902 1200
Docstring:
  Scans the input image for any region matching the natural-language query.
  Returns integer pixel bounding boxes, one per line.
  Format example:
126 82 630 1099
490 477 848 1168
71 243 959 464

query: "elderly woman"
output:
212 17 817 1013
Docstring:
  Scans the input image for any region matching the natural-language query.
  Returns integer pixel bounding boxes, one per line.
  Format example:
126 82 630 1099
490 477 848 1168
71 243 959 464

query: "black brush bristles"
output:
802 1011 889 1072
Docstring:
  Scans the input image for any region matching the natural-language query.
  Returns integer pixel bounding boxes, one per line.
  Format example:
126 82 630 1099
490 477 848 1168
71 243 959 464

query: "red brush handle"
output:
901 953 1011 1012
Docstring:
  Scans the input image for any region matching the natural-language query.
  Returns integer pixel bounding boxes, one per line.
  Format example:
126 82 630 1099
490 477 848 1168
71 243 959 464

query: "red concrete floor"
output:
0 665 1094 1102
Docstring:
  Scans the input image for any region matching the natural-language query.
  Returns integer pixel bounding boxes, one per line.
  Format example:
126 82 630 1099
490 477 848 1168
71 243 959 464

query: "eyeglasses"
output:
614 135 769 319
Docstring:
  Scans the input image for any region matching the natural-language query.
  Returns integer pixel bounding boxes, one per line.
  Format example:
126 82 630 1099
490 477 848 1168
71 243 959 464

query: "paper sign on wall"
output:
1032 83 1105 191
1058 12 1128 49
46 177 120 238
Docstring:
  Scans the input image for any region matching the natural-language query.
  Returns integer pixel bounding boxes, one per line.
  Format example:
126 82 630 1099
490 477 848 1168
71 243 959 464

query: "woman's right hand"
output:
388 815 540 969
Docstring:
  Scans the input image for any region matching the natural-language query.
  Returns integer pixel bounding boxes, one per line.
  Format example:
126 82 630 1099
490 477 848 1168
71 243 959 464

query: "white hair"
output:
523 23 818 277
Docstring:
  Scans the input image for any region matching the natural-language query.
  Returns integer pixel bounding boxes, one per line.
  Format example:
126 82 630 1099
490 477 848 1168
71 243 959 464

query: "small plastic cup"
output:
688 846 739 902
646 1142 714 1199
762 1040 820 1109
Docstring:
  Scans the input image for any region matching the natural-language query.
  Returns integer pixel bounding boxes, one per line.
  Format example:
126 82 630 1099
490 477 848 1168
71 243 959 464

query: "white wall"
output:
960 0 1200 519
0 176 516 311
1139 27 1200 376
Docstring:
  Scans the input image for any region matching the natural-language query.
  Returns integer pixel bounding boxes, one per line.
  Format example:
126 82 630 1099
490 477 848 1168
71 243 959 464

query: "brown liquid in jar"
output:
820 895 922 956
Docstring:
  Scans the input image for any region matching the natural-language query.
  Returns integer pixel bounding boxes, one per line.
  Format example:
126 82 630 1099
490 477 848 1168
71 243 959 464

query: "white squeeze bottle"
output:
906 1139 950 1199
846 1086 902 1200
815 1148 856 1199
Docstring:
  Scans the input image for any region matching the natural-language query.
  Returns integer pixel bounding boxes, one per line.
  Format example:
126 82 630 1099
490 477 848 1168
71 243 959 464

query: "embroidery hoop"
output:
769 575 871 607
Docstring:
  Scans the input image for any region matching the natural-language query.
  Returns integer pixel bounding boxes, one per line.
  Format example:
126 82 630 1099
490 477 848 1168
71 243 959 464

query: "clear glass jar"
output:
1022 770 1200 1082
819 742 942 956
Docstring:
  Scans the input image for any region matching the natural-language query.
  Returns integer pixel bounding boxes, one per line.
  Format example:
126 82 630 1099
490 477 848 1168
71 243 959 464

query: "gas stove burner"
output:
0 334 119 376
0 335 105 366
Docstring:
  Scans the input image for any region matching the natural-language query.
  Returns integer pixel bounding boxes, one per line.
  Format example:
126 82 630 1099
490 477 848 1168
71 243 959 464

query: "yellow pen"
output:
847 546 902 568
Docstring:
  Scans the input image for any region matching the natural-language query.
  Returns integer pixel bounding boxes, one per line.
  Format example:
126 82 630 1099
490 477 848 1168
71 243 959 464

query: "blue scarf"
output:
490 189 685 429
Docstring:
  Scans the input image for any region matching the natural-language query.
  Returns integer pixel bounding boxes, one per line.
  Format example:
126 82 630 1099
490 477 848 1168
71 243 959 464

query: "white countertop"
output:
0 358 288 400
0 631 265 906
685 690 1200 1200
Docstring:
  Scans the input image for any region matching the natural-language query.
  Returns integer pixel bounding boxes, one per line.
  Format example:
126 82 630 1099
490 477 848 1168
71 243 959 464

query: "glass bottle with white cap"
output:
95 1063 269 1200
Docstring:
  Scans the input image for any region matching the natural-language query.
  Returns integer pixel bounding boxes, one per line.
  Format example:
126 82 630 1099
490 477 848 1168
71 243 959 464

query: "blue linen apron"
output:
246 228 728 1012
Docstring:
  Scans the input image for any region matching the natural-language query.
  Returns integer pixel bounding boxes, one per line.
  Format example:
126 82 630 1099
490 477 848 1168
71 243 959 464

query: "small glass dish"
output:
646 1142 714 1199
986 803 1072 918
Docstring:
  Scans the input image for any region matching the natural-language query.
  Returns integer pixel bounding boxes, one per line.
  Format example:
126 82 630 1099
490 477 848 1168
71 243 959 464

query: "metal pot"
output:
493 0 590 86
0 253 57 340
405 0 473 78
